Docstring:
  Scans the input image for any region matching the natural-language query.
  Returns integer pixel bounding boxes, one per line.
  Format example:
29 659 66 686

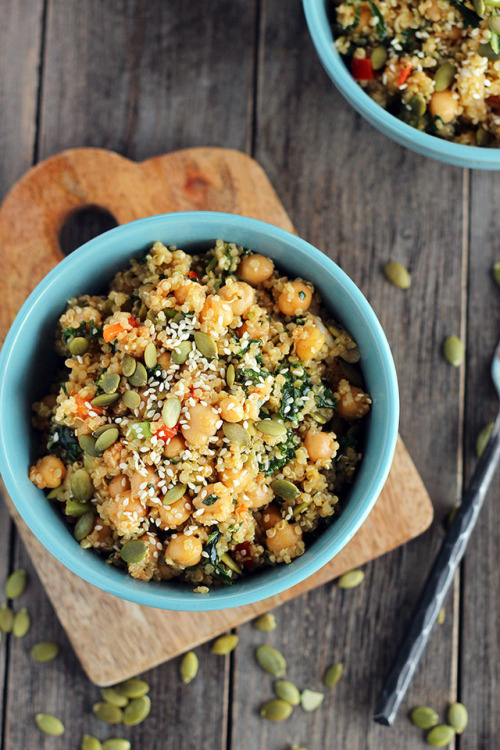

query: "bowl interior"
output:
0 212 398 610
303 0 500 169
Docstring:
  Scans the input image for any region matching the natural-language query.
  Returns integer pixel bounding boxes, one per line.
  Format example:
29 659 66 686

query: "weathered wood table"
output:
1 1 498 748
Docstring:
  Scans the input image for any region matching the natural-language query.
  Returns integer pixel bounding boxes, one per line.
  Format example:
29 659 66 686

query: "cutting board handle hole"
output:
59 206 118 257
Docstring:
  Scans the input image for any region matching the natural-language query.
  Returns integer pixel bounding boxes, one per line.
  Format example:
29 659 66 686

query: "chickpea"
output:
244 475 274 509
174 281 195 304
260 502 282 530
427 0 442 20
102 491 147 535
219 281 255 316
429 91 459 124
156 495 193 529
193 482 233 524
199 295 233 328
29 455 66 489
335 379 371 420
219 396 244 423
295 324 325 361
157 351 171 370
219 465 255 492
181 403 220 447
131 467 159 498
107 474 131 498
237 315 270 340
278 281 313 316
173 280 205 311
166 533 203 567
86 519 114 550
266 521 303 557
237 254 274 285
164 434 186 458
304 431 337 462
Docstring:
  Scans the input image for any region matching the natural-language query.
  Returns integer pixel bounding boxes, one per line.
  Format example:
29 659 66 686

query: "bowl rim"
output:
303 0 500 170
0 211 399 610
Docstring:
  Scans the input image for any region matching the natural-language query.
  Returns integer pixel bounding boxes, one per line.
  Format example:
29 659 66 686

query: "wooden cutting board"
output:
0 147 433 685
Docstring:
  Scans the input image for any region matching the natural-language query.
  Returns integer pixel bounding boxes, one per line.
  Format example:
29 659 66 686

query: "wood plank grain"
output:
230 2 466 748
459 171 500 750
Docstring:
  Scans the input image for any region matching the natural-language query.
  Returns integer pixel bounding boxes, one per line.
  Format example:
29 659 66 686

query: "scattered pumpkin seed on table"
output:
324 662 344 687
93 702 123 724
124 694 151 726
101 687 129 707
212 633 239 654
448 702 468 734
443 336 464 367
180 650 199 684
291 746 308 750
476 422 494 458
384 261 411 290
6 569 27 599
81 735 103 750
260 699 293 721
222 423 250 447
0 603 14 632
274 680 301 706
31 641 60 662
426 724 456 747
115 677 150 698
13 607 30 637
35 713 65 736
410 706 439 729
437 608 446 625
300 689 324 712
338 569 365 589
102 740 131 750
253 613 276 631
120 540 148 564
256 645 286 677
493 262 500 287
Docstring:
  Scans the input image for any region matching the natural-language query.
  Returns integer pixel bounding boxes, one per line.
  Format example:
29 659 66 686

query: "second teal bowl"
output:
0 212 399 610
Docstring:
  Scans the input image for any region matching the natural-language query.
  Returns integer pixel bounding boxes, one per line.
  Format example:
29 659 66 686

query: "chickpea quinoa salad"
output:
332 0 500 144
29 240 371 591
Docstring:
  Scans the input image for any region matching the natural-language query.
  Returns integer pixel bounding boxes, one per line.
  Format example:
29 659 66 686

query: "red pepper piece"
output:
351 58 374 81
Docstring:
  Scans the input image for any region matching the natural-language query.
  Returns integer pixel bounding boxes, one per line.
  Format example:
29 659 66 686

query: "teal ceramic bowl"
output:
0 212 398 611
303 0 500 169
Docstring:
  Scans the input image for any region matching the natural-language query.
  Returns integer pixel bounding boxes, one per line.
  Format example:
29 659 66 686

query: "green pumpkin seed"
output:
324 663 344 687
35 713 65 736
114 678 150 698
122 354 137 378
123 694 151 726
477 127 490 147
253 613 276 631
79 434 101 456
212 634 239 655
103 741 131 750
226 363 236 387
476 422 494 457
493 262 500 286
293 501 311 517
256 645 286 677
384 261 411 289
310 411 328 424
478 42 500 61
194 331 217 360
143 342 157 369
180 651 199 684
338 569 365 589
490 14 500 33
120 540 148 564
0 604 14 632
260 699 293 721
408 95 426 117
448 702 468 734
82 735 103 750
71 469 94 503
5 569 27 599
443 336 464 367
93 424 115 437
171 341 192 365
300 689 324 712
95 427 119 452
426 724 455 747
291 746 308 750
46 485 63 499
220 552 242 574
434 62 455 92
437 607 446 625
164 308 178 319
101 687 129 707
370 45 387 70
256 419 287 437
31 641 60 662
13 608 30 637
102 372 120 394
91 393 120 407
340 361 364 388
162 397 182 428
222 422 250 447
93 702 123 724
122 390 141 410
270 479 300 501
274 680 301 706
410 706 440 729
66 499 93 517
474 0 485 14
128 361 148 387
69 337 89 355
163 483 187 505
74 510 95 541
